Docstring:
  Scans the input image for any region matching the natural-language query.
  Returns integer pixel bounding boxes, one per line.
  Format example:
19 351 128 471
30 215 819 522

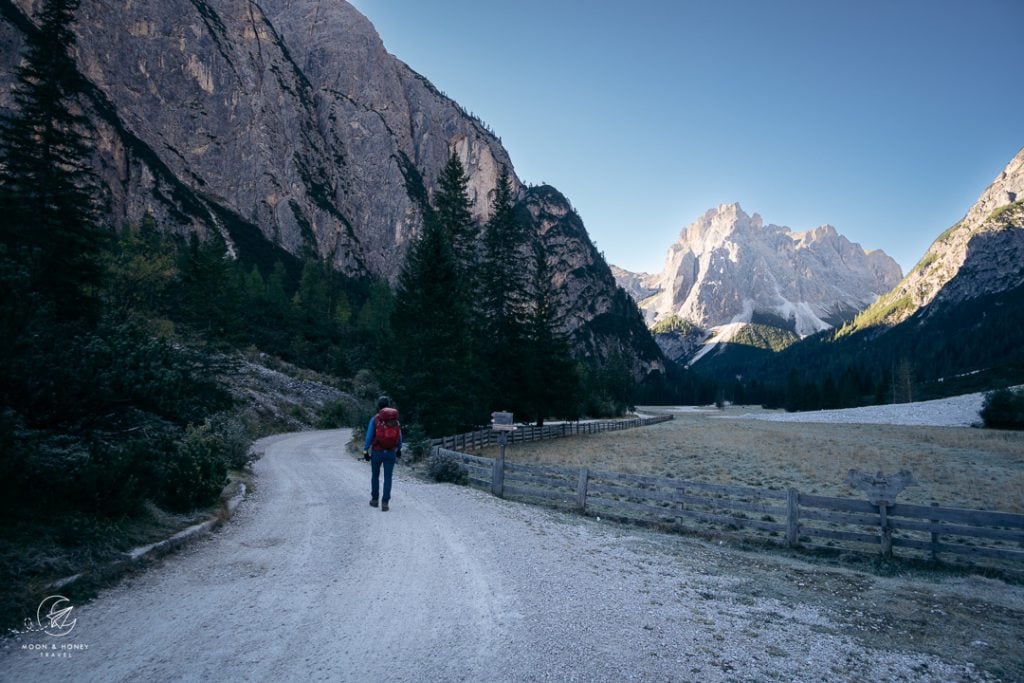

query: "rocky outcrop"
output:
610 265 658 303
524 186 665 374
0 0 661 375
849 147 1024 331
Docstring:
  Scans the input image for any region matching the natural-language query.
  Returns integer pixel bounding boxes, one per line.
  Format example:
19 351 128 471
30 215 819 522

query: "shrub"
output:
350 423 367 454
208 411 254 469
981 388 1024 430
317 394 365 429
76 438 165 518
426 450 468 484
160 422 228 512
401 422 432 462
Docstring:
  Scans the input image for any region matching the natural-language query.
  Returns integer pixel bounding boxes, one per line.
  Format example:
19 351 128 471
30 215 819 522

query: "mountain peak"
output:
616 205 902 349
703 202 746 220
798 224 839 239
694 202 763 228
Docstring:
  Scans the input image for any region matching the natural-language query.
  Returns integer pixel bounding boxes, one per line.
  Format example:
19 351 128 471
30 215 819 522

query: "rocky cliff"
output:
1 0 510 275
0 0 661 376
614 203 901 363
847 147 1024 332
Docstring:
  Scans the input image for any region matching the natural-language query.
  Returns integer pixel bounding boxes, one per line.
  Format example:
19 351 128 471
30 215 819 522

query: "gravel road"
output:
2 429 1021 682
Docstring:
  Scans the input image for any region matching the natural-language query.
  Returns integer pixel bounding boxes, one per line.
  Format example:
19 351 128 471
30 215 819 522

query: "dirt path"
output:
2 429 1021 681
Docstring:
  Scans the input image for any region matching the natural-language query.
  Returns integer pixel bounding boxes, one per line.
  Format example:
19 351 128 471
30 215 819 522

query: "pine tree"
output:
522 240 579 425
480 165 531 415
0 0 106 323
895 358 915 404
821 375 839 409
838 365 862 408
784 369 802 412
434 151 478 293
391 213 484 435
178 234 243 340
293 258 332 324
103 214 177 320
354 279 394 368
266 261 292 315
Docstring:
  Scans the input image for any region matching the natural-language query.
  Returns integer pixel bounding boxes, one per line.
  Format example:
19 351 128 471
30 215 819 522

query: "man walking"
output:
363 396 402 511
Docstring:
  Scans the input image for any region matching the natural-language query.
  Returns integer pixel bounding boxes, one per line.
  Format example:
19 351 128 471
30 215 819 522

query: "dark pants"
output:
370 450 397 502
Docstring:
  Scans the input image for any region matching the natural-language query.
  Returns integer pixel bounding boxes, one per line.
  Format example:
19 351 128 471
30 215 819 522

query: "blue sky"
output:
348 0 1024 275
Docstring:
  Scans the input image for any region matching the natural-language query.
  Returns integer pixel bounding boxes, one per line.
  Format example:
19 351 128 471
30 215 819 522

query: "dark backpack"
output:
372 407 401 450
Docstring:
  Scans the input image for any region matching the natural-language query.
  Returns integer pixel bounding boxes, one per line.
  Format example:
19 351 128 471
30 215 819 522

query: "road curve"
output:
2 429 1018 682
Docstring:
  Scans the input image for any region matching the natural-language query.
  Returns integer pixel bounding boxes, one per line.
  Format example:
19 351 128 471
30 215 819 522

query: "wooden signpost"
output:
847 469 916 556
491 412 514 497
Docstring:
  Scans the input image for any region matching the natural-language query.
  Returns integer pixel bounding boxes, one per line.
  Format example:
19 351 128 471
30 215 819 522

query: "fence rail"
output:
435 447 1024 573
430 415 674 452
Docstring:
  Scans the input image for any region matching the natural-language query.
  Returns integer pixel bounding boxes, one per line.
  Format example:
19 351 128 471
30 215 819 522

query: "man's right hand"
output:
363 450 370 461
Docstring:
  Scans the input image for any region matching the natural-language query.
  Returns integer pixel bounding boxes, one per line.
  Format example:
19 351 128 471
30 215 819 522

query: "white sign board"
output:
491 411 515 431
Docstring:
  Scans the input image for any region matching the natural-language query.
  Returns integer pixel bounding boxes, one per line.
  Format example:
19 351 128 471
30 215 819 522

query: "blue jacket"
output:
363 414 402 452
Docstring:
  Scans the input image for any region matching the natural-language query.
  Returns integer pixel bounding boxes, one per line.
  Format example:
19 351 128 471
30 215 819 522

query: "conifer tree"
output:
266 261 292 315
391 213 484 435
354 279 394 368
293 258 332 324
784 369 802 412
522 240 579 424
178 234 243 340
0 0 105 324
434 151 478 294
103 214 177 320
480 165 531 415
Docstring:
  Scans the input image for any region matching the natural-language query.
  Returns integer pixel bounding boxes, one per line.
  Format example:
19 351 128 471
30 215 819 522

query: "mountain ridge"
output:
613 202 902 363
846 147 1024 334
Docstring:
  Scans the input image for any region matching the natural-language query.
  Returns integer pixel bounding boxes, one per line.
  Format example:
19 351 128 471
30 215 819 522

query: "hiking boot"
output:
369 498 378 507
381 502 389 512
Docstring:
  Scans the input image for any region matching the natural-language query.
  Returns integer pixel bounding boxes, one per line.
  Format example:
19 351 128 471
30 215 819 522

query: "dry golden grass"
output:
480 406 1024 513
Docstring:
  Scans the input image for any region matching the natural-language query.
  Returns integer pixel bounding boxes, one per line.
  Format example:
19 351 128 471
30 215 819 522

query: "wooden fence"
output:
429 415 673 452
435 447 1024 572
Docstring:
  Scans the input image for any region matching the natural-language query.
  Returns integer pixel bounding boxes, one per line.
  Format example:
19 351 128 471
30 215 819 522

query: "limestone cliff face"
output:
0 0 660 374
850 147 1024 331
1 0 512 277
617 203 902 337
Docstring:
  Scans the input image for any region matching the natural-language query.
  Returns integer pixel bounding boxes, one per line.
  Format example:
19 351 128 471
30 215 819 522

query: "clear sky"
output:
348 0 1024 276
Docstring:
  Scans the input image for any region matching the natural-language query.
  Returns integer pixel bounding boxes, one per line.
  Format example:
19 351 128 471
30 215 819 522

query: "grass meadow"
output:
479 406 1024 514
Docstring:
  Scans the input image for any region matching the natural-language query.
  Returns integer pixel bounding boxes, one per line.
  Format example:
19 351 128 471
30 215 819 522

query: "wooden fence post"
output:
576 467 590 512
786 488 799 547
491 447 505 498
879 505 893 557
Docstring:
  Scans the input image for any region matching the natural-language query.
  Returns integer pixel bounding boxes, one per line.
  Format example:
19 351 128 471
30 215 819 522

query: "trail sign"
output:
847 469 916 506
491 411 515 431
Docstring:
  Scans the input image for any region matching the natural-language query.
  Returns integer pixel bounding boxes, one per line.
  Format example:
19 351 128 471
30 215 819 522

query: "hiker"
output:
363 396 402 511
